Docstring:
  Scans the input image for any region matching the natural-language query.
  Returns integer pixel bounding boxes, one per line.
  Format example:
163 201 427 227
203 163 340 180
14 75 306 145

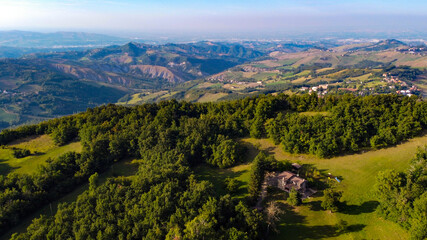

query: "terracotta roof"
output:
277 171 295 181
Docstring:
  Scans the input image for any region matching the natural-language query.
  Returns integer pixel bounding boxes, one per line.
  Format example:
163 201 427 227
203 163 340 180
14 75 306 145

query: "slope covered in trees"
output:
374 146 427 240
0 93 425 239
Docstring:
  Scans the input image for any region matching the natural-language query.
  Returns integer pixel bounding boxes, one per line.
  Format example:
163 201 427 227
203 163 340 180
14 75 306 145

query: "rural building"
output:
265 169 316 198
276 171 307 192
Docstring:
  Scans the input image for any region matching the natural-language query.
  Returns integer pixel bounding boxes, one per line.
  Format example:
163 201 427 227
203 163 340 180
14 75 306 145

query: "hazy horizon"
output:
0 0 426 40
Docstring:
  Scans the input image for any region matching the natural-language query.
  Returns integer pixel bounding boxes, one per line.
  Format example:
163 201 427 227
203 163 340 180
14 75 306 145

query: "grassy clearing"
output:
349 73 372 81
252 72 278 81
0 135 82 175
299 111 332 117
295 70 311 77
197 93 229 103
9 135 56 153
126 91 169 104
194 140 259 200
197 135 427 239
291 77 310 84
0 108 19 123
1 158 139 240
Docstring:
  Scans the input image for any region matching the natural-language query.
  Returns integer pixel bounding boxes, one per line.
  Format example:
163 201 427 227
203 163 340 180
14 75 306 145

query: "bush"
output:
12 148 31 158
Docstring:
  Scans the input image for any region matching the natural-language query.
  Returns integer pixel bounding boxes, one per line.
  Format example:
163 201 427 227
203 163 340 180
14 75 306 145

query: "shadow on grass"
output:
264 146 276 156
0 159 17 175
274 201 366 239
276 201 306 225
307 200 323 211
275 224 366 240
340 200 379 215
195 165 249 198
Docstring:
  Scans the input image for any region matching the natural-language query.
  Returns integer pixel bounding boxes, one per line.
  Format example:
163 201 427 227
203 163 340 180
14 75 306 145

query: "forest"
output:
0 93 426 239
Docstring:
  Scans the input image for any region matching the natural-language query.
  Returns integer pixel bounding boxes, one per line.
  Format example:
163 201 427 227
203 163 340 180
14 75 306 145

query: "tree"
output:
287 188 301 206
264 201 283 235
88 172 99 193
373 169 405 221
210 138 243 168
409 192 427 240
225 178 239 194
321 188 342 212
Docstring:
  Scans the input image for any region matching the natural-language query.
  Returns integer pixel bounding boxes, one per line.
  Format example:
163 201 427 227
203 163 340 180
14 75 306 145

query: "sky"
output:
0 0 426 38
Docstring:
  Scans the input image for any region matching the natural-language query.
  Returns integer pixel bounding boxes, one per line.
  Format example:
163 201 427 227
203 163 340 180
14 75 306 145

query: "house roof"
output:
292 163 302 169
277 171 307 187
277 171 295 181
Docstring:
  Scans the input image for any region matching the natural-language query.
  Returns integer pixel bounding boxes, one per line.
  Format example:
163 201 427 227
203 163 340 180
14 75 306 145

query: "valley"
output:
0 39 426 129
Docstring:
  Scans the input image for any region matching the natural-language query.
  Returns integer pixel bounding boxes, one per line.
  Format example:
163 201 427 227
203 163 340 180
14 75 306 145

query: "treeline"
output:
374 146 427 240
266 94 426 157
0 93 426 238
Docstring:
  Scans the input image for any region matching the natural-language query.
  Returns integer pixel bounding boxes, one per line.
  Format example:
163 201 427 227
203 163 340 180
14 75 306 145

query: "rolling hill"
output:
0 41 263 128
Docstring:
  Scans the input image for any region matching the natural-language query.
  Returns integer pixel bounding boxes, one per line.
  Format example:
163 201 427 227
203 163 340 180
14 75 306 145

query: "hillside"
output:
0 42 262 129
124 43 427 104
0 94 426 239
0 39 426 129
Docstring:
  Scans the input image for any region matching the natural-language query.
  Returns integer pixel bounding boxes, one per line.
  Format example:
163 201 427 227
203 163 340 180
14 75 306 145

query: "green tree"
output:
409 192 427 240
321 188 342 212
225 177 239 194
88 172 99 193
210 137 243 168
287 188 302 206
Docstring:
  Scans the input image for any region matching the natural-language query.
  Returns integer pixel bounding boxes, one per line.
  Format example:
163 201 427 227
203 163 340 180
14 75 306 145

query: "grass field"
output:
196 134 427 239
299 111 331 117
0 135 82 175
197 93 229 102
0 108 19 123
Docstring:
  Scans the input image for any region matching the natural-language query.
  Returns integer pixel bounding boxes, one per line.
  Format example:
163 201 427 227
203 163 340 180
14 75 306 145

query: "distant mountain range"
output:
0 30 130 48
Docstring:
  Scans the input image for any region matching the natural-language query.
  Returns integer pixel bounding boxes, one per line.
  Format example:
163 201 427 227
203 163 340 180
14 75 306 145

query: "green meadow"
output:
0 135 82 175
196 134 427 239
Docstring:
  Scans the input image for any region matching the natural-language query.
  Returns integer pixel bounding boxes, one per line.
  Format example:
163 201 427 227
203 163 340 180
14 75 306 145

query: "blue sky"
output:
0 0 426 36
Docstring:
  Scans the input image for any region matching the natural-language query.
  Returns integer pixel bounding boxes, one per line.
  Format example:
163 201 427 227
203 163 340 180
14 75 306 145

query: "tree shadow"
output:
340 200 379 215
276 201 306 225
0 159 17 175
265 146 276 155
272 201 367 239
307 200 323 211
275 224 366 239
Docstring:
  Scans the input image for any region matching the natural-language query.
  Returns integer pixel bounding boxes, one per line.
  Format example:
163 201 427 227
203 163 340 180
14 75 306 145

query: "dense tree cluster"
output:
12 162 263 239
0 93 425 238
374 146 427 240
267 94 426 157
